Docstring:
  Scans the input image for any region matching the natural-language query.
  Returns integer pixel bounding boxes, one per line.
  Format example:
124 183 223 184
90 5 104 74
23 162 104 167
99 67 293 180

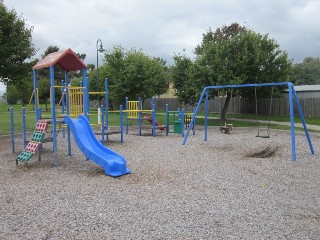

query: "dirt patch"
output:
246 146 280 158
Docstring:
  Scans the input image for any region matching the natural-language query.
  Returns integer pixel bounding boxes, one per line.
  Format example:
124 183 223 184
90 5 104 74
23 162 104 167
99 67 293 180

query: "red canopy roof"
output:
32 48 87 71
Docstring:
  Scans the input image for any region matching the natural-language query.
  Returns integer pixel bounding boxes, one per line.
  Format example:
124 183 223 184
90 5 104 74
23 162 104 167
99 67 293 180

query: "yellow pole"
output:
26 90 35 114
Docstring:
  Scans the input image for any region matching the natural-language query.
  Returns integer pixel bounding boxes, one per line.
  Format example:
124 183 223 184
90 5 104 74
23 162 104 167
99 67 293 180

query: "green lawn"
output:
0 102 318 136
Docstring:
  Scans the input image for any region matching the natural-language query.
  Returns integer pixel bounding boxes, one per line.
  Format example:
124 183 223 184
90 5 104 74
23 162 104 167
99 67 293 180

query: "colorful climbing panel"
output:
16 120 49 163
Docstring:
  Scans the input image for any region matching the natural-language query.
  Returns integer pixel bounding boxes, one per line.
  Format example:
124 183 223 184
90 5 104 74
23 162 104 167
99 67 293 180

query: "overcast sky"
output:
4 0 320 67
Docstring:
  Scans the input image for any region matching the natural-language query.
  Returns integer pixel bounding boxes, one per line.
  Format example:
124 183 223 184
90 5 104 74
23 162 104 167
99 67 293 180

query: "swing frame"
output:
182 82 315 161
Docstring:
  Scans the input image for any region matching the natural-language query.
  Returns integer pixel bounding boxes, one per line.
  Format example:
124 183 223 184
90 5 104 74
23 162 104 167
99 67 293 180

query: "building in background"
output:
291 85 320 98
155 82 176 98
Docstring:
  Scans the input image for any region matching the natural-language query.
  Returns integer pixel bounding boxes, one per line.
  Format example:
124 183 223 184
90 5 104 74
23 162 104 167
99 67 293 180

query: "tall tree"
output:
291 57 320 85
41 45 59 58
96 46 168 104
0 1 36 85
170 53 201 105
172 23 292 120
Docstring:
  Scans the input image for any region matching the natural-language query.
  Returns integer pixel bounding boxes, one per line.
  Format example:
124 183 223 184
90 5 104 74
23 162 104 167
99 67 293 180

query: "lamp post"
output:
96 39 105 105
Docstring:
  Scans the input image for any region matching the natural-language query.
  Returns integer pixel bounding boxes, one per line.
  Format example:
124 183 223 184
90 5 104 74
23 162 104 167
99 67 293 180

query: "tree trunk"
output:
220 92 231 121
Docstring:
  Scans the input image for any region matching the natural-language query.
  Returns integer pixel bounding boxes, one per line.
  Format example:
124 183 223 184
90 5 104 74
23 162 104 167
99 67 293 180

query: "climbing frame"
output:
16 120 49 164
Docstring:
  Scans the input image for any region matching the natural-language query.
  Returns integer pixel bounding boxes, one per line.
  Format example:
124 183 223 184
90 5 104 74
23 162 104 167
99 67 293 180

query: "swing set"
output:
183 82 315 161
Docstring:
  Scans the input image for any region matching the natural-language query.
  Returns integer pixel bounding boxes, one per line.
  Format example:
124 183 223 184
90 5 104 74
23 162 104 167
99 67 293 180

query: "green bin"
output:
174 121 182 134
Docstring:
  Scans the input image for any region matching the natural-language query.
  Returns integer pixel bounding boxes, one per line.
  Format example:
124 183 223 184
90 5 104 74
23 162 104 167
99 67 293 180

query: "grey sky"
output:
4 0 320 66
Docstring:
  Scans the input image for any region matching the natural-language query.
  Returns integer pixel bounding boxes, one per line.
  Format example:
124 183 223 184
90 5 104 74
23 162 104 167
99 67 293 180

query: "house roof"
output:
32 48 86 71
293 85 320 92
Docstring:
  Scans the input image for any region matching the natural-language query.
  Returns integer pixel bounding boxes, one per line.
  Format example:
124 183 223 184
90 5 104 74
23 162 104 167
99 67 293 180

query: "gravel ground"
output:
0 127 320 240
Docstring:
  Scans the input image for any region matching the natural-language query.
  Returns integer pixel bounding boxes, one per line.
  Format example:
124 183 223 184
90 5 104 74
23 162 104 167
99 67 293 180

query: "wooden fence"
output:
142 97 320 117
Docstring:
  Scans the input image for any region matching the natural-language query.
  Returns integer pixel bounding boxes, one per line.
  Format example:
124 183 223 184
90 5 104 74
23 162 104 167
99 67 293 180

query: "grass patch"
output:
0 102 318 136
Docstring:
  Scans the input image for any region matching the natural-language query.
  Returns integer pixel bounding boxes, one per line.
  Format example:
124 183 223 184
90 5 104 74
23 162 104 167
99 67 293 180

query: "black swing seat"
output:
220 123 233 134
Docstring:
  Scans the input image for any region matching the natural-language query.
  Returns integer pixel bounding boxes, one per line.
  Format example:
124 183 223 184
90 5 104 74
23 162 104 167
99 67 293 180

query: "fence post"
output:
120 105 123 143
10 107 15 154
22 107 26 148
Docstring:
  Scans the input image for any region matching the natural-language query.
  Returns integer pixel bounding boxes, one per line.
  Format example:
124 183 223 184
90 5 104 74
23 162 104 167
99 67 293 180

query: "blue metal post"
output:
182 87 207 145
138 97 142 136
10 107 15 154
101 105 105 144
125 97 129 134
38 108 42 120
22 107 26 148
288 84 296 161
61 79 65 138
204 89 209 141
292 86 315 155
181 109 185 137
104 79 109 140
192 107 196 135
105 79 109 138
166 104 169 136
49 65 57 166
83 75 89 118
120 105 123 143
33 69 39 122
65 71 71 156
152 103 156 137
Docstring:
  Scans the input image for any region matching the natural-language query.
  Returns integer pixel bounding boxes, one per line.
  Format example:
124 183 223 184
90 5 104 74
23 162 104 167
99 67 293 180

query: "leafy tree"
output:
0 1 36 85
37 78 50 111
41 45 59 58
15 75 34 106
77 53 86 61
97 46 168 105
6 84 19 104
172 23 292 120
86 64 95 73
291 57 320 85
170 53 200 105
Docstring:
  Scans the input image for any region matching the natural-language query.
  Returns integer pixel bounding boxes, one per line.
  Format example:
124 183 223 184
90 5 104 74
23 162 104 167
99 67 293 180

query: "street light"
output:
96 39 105 104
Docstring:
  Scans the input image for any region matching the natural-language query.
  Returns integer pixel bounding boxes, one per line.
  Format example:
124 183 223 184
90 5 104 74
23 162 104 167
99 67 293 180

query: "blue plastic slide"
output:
64 115 131 177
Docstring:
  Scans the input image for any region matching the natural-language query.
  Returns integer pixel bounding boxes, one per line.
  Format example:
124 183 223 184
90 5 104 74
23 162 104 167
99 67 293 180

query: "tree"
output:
15 75 34 106
0 1 36 85
6 84 19 104
170 53 201 105
41 45 59 58
37 78 51 111
291 57 320 85
172 23 292 120
86 64 95 73
97 46 168 105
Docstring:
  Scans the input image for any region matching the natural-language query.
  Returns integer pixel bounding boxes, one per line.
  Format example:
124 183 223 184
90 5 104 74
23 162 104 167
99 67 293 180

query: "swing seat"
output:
256 127 270 138
220 123 233 134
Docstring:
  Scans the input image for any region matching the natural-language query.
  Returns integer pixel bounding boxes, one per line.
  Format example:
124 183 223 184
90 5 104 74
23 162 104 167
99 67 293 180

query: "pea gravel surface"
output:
1 127 320 240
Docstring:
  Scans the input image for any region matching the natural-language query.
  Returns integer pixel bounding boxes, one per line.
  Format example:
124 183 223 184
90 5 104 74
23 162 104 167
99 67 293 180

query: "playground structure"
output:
15 48 131 177
165 106 195 136
124 97 166 136
123 96 195 137
183 82 315 161
13 49 193 176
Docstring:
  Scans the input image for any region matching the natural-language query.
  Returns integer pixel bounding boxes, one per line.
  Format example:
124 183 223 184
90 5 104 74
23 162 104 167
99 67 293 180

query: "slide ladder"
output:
16 120 49 164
